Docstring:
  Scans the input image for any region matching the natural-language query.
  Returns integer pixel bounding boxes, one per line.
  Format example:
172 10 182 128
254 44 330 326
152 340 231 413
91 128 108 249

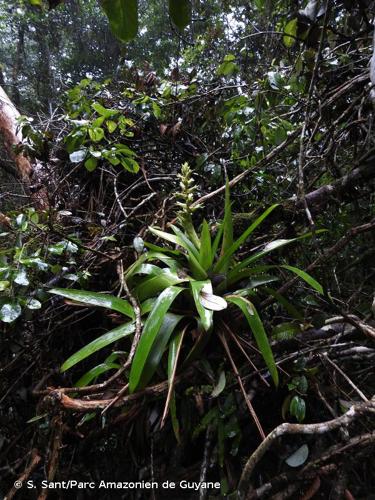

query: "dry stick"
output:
297 0 330 229
38 416 64 500
199 424 214 500
321 353 369 402
237 400 375 499
190 71 369 211
160 324 188 428
222 321 270 388
191 129 300 209
4 449 41 500
101 262 143 414
54 368 194 412
261 218 375 309
219 330 266 440
254 431 375 499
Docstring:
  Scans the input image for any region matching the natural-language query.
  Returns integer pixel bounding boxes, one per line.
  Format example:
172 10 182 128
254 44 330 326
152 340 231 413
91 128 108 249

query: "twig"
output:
219 329 266 440
238 400 375 499
199 424 214 500
5 450 41 500
261 219 375 308
321 353 369 402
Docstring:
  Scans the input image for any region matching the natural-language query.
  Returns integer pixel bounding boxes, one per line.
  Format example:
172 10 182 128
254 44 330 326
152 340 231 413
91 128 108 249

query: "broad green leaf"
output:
49 288 135 319
107 120 118 133
190 280 214 331
25 298 42 310
88 127 105 142
199 220 213 270
92 102 119 118
289 395 306 422
226 295 278 386
100 0 138 42
129 286 183 393
168 0 191 30
0 303 22 323
84 157 98 172
14 268 29 286
280 265 323 294
283 18 298 48
215 204 278 273
0 280 9 291
61 321 135 372
120 157 140 173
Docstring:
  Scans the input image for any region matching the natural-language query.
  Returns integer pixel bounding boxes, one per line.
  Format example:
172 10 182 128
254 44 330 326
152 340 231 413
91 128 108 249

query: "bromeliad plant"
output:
50 163 323 399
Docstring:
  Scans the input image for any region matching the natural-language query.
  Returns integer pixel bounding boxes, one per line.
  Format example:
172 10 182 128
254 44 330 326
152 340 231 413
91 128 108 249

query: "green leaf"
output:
168 0 191 30
211 370 226 398
226 296 278 386
289 395 306 422
49 288 135 319
14 268 29 286
190 280 214 331
283 18 298 48
88 127 105 142
215 204 278 273
75 362 120 387
100 0 138 42
129 286 183 393
219 180 234 273
0 303 22 323
135 269 188 301
0 280 9 291
280 265 323 294
61 321 135 372
84 157 98 172
25 298 42 310
120 157 140 173
106 120 118 133
92 102 119 118
138 313 183 390
199 220 213 270
227 230 325 283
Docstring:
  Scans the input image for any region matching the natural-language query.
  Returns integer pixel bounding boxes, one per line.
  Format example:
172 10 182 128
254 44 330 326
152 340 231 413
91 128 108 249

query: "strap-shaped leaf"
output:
75 361 120 387
215 204 279 273
190 280 214 331
280 265 323 294
226 295 278 386
168 0 192 30
227 230 326 283
100 0 138 42
129 286 183 392
49 288 134 319
137 313 183 391
135 269 188 301
219 180 234 273
61 321 135 372
199 220 213 270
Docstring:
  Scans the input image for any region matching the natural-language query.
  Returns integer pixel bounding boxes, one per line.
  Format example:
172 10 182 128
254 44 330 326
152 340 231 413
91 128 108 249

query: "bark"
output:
296 158 375 212
0 85 32 182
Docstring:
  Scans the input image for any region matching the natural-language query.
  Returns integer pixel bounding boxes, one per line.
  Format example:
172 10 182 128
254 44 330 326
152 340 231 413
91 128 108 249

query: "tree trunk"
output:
0 85 32 182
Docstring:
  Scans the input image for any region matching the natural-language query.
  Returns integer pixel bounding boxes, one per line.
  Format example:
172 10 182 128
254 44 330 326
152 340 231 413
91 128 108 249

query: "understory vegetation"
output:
0 1 375 499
